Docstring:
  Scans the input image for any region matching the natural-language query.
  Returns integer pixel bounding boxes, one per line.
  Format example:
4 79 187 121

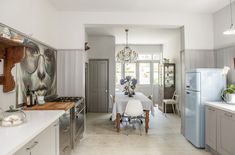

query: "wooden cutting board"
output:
24 102 75 111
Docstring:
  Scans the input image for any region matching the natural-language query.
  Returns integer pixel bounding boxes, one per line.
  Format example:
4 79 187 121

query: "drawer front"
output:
217 110 235 155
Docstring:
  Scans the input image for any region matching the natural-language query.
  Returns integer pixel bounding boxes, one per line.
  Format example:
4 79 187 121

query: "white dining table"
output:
112 92 155 133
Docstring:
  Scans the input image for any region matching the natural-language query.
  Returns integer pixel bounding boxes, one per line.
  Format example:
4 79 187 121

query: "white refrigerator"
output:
185 68 226 148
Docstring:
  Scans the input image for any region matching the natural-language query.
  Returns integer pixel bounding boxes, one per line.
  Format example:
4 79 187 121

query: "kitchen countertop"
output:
0 110 64 155
24 102 75 111
205 101 235 114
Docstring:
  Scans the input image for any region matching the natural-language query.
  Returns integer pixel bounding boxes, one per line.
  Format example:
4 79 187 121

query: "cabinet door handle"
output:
26 141 38 151
224 113 233 118
63 145 70 152
186 92 190 94
208 108 215 112
186 86 190 88
63 127 70 133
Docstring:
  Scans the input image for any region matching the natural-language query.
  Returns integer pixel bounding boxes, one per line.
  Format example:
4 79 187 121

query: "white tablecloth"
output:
112 92 155 121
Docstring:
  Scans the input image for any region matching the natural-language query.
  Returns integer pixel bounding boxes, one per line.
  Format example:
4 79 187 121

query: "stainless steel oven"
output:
59 107 74 155
73 99 85 148
51 97 85 151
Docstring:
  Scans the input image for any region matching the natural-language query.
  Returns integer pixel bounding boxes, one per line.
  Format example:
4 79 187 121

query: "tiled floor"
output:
72 108 211 155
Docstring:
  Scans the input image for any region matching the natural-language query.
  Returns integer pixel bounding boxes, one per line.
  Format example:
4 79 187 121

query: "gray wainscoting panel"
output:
185 49 215 70
215 46 235 84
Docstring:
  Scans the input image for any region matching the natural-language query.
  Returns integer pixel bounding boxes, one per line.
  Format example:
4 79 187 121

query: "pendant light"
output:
223 0 235 35
116 29 138 63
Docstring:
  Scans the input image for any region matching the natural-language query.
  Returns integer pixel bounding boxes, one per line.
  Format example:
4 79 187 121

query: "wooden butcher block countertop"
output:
24 102 75 111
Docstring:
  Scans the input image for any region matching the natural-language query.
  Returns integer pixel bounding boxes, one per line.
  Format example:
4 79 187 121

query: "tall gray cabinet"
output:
217 110 235 155
205 106 217 151
205 105 235 155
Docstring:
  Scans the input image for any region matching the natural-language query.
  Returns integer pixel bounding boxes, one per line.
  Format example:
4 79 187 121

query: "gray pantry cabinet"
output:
205 106 217 151
217 110 235 155
205 105 235 155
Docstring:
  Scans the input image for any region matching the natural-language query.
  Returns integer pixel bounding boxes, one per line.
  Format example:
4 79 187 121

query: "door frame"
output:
88 59 109 113
85 62 88 113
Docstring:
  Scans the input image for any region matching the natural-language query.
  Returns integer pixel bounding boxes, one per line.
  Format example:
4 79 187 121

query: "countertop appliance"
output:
185 68 226 148
51 97 85 151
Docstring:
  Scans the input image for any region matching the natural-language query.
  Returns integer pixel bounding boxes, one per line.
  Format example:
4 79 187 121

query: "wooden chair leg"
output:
145 110 149 133
116 113 120 132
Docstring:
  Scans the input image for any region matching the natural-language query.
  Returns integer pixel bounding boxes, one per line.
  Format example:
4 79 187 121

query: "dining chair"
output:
148 95 153 101
122 99 144 135
162 91 179 116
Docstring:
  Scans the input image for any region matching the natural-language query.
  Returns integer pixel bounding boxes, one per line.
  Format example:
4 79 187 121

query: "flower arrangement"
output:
120 76 137 97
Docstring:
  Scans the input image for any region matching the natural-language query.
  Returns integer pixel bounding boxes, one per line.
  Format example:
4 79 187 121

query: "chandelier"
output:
116 29 138 63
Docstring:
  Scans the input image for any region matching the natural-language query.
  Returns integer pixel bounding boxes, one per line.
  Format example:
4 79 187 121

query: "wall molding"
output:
214 44 235 51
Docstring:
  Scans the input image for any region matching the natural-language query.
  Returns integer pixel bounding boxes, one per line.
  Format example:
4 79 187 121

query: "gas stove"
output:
52 97 83 102
51 96 85 151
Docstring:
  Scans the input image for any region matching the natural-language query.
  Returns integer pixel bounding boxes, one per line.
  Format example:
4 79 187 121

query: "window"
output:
125 63 136 78
153 63 159 84
116 63 121 85
139 63 150 84
138 54 152 60
153 54 161 60
115 53 162 86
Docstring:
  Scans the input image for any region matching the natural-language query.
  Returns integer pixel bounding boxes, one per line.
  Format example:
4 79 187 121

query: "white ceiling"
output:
85 25 181 45
48 0 228 13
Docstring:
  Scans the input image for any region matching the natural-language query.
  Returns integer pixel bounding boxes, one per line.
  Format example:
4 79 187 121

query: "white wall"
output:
55 11 214 50
0 0 57 47
162 30 181 100
213 1 235 49
87 35 116 110
0 1 215 111
0 0 57 110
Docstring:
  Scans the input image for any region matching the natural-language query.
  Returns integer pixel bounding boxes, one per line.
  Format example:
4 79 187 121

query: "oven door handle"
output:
63 145 70 153
62 127 70 133
76 107 85 115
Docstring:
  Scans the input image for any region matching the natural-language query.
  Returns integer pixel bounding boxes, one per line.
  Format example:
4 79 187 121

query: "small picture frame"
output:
234 58 235 69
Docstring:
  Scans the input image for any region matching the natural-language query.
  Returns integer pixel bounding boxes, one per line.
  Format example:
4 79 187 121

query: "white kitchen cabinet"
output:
14 120 59 155
205 106 217 151
217 110 235 155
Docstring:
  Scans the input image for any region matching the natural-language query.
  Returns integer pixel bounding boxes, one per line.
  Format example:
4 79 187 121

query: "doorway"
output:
88 59 109 113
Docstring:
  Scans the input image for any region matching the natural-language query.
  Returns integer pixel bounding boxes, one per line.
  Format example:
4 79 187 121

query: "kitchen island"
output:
0 110 64 155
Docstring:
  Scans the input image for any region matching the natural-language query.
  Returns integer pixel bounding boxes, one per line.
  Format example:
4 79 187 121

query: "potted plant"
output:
221 84 235 104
